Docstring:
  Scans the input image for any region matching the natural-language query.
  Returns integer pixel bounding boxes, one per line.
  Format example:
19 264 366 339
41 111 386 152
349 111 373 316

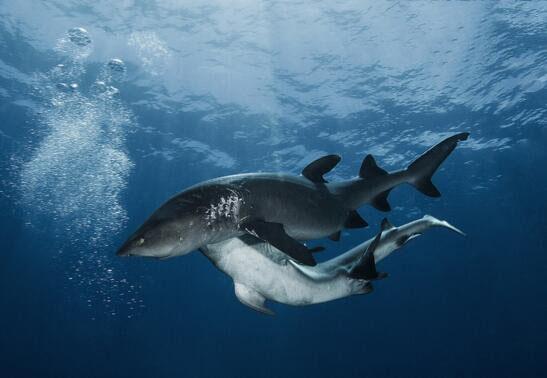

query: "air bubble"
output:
67 27 92 47
105 86 119 96
56 82 70 92
108 58 126 73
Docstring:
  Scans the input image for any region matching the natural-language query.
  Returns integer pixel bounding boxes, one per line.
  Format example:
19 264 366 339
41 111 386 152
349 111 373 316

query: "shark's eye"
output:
137 238 145 246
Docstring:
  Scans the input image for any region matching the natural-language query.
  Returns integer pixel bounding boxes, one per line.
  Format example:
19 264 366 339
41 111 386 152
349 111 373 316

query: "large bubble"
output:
107 58 126 74
105 58 127 83
68 27 92 47
55 27 93 60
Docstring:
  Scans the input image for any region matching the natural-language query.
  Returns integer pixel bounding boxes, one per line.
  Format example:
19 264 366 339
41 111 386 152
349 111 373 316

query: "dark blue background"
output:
1 2 547 377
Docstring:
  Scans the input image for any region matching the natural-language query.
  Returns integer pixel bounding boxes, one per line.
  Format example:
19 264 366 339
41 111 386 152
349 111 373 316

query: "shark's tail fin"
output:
406 132 469 197
421 215 466 236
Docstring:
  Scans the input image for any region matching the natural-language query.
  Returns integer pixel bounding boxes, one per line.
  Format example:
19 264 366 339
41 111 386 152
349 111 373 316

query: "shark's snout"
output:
116 240 132 256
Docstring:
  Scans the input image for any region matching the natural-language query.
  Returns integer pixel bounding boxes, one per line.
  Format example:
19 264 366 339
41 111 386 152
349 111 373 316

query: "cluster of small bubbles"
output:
20 27 143 319
128 31 170 76
67 27 92 47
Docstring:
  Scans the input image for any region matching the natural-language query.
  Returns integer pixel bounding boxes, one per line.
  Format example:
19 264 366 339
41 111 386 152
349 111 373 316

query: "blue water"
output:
1 2 546 377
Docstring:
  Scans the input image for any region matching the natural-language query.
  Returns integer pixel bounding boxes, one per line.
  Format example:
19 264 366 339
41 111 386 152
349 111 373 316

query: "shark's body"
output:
118 133 469 266
200 215 465 315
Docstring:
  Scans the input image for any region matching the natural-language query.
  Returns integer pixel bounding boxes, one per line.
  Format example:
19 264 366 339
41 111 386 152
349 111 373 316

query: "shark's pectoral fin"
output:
240 219 317 266
344 210 368 228
234 282 274 316
301 154 341 183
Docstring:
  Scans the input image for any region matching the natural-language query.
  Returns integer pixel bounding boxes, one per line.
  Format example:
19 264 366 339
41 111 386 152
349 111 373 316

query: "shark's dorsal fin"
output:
381 218 395 231
359 155 388 179
349 229 388 280
234 282 274 315
302 154 341 183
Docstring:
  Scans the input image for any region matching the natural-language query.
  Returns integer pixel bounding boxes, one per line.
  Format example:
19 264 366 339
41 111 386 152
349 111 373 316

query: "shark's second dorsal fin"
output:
302 154 341 183
359 155 388 179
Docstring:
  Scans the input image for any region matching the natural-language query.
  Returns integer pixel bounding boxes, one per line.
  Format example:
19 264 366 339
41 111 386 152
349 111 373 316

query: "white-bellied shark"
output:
117 133 468 266
200 215 465 315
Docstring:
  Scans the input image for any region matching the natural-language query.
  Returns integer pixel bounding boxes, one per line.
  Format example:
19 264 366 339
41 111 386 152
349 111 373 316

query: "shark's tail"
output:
421 214 466 236
336 132 469 212
405 132 469 197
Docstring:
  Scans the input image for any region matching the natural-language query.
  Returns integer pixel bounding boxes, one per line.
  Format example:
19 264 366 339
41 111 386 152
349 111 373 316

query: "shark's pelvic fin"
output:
344 210 368 228
302 154 341 183
234 282 274 315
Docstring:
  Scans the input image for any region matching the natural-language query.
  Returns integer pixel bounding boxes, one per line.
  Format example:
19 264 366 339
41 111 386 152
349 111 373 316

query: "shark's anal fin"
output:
234 282 274 316
301 154 341 183
240 219 317 266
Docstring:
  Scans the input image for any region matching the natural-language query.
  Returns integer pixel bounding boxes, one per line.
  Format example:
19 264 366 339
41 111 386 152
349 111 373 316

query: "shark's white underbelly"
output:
207 238 354 306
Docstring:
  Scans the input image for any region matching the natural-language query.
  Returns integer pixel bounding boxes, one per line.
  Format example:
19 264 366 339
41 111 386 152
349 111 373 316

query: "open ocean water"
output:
1 1 546 377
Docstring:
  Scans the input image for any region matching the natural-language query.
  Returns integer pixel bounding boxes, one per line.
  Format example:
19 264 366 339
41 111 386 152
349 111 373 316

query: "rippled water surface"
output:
1 2 546 377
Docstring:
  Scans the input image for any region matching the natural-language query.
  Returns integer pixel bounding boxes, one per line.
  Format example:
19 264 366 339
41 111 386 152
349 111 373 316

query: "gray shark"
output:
117 133 468 266
200 215 465 315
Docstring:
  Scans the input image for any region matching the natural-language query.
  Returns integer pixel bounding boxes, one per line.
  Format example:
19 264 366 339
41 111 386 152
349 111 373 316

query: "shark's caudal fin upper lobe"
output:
405 132 469 197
